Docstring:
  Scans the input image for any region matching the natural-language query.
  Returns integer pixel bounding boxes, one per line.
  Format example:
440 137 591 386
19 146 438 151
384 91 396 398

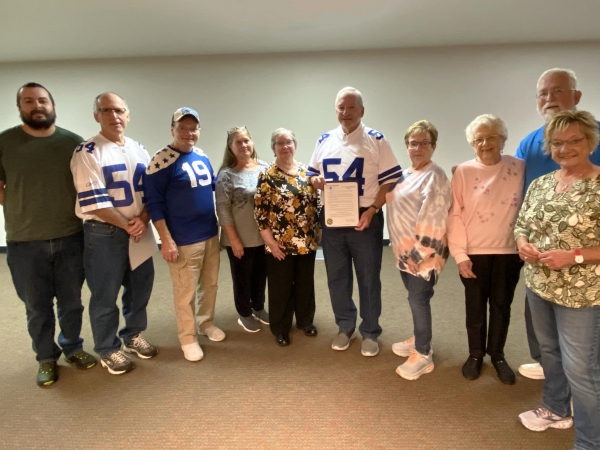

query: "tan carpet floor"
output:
0 248 575 449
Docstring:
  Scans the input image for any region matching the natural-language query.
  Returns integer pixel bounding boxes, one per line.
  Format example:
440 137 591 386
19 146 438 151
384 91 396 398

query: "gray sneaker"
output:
252 308 270 325
332 329 357 351
361 338 380 357
100 350 134 375
238 315 261 332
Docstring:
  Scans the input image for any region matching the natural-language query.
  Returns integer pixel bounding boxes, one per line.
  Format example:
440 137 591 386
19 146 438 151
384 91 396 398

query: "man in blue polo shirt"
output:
145 107 225 362
515 68 600 380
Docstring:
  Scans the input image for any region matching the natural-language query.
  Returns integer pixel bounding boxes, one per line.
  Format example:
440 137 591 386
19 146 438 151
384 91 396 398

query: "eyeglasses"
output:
536 88 575 100
176 125 200 133
275 139 294 147
98 107 128 115
549 137 586 150
227 126 246 135
471 135 502 147
408 140 431 149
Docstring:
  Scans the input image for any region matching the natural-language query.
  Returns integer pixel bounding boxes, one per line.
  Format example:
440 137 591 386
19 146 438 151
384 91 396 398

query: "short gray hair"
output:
270 128 297 151
465 114 508 143
335 86 363 108
93 92 129 113
537 68 578 90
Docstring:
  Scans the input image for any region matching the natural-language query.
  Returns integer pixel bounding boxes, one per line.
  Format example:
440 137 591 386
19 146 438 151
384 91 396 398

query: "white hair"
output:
93 92 129 113
465 114 508 143
537 68 578 90
335 86 363 108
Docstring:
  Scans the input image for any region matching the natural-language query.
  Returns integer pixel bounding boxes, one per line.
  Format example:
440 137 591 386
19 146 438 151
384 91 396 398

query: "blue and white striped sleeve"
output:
70 143 113 213
377 138 402 185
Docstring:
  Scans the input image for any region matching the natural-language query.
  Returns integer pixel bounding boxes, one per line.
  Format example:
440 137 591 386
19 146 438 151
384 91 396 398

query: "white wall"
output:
1 41 599 245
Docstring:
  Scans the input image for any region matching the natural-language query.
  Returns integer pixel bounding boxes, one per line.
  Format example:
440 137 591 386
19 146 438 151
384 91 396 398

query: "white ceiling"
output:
2 0 600 63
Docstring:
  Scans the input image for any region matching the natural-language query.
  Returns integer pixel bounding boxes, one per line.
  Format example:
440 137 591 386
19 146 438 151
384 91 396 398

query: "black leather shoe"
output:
462 356 483 380
492 359 516 385
296 324 318 337
275 333 290 346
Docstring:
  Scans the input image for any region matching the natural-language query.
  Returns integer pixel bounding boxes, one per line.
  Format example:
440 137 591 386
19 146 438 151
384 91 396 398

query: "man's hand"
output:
355 207 375 231
310 176 326 190
458 260 477 278
161 236 179 262
539 250 575 270
128 217 148 241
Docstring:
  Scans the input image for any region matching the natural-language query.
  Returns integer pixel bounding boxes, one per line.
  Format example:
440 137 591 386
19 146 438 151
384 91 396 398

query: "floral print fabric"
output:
515 172 600 308
254 162 320 255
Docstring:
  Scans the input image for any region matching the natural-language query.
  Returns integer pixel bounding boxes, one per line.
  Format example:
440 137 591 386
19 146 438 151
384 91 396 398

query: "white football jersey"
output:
71 133 150 221
308 123 402 207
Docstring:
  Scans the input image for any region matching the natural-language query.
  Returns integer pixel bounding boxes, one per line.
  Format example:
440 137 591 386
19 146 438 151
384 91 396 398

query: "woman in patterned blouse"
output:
216 127 269 333
514 110 600 449
386 120 452 381
447 114 525 385
254 128 320 347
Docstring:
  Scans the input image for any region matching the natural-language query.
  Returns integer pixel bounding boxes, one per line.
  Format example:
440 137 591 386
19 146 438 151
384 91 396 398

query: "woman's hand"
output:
518 240 541 264
406 258 419 275
539 250 575 270
230 239 244 259
458 260 477 278
266 240 286 261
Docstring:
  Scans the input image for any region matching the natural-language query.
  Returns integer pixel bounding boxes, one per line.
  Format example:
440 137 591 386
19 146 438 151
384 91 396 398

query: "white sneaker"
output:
392 336 416 357
518 406 573 431
199 326 226 342
181 342 204 362
396 349 434 380
518 362 545 380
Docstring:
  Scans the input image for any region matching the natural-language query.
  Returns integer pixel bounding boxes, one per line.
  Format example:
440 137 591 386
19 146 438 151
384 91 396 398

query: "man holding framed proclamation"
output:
308 86 402 357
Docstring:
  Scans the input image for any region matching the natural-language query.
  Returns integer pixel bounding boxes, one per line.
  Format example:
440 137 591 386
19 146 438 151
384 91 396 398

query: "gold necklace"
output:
558 168 588 192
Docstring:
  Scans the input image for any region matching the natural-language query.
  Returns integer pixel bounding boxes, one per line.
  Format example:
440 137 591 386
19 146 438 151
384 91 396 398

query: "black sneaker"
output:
65 350 97 370
493 359 516 385
100 350 134 375
124 333 158 359
37 361 58 387
462 356 483 380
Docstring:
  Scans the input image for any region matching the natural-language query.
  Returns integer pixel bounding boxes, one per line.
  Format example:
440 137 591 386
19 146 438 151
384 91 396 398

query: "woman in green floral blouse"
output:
254 128 320 347
514 110 600 449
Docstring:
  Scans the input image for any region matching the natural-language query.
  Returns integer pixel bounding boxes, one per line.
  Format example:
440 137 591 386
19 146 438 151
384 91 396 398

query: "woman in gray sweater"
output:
216 127 270 332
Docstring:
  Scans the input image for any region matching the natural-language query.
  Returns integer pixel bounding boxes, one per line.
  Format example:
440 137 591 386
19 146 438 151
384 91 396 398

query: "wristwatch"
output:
369 204 380 213
574 249 584 264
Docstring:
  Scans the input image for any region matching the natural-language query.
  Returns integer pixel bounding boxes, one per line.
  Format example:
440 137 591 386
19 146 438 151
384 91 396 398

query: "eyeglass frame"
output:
536 88 576 100
471 135 503 147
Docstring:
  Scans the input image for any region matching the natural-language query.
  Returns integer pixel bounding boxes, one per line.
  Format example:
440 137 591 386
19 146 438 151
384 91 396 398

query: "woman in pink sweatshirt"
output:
447 114 525 385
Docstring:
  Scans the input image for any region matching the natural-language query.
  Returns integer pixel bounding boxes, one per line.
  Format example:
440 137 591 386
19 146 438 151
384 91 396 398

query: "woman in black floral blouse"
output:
254 128 320 346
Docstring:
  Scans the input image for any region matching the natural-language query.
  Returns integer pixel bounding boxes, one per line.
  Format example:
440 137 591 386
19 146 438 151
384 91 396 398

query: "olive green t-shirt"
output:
0 125 84 241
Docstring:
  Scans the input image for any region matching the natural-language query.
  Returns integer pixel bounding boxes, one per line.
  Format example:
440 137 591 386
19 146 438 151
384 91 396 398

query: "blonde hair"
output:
543 110 599 154
404 120 438 147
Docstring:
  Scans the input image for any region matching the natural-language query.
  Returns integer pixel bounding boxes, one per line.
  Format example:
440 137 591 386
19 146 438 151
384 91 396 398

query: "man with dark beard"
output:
0 82 96 387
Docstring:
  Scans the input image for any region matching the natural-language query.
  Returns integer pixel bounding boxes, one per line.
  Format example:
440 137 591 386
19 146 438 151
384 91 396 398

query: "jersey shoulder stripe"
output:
147 145 181 175
318 133 330 144
367 128 385 140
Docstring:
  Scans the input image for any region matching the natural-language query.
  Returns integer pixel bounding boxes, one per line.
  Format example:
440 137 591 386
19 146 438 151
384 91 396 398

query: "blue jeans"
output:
84 222 154 358
527 288 600 450
321 210 384 340
400 270 436 355
7 232 85 362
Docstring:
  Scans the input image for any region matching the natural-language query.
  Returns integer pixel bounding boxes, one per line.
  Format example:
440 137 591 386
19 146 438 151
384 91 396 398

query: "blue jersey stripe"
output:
378 165 402 180
79 196 112 207
77 188 108 199
307 166 320 176
379 170 403 185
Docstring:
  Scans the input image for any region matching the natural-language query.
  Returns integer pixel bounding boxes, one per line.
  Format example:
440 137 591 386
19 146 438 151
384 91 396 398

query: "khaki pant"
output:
167 236 220 345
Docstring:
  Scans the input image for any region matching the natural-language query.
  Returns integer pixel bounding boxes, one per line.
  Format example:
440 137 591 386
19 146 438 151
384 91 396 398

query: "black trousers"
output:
225 246 267 317
460 254 523 361
266 252 316 335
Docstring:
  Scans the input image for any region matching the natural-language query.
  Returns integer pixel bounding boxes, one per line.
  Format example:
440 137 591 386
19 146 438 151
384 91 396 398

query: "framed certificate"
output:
323 181 359 227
